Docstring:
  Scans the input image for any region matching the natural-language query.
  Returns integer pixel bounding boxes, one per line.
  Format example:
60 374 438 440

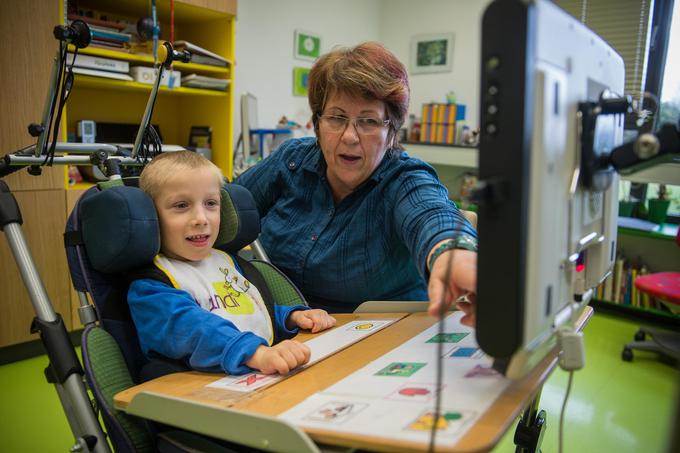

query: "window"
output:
557 0 679 223
652 1 680 220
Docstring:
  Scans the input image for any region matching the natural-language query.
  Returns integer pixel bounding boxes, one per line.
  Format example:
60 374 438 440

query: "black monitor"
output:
475 0 625 378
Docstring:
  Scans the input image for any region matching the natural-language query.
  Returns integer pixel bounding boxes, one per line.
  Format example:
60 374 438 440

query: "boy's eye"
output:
173 202 189 209
206 199 220 208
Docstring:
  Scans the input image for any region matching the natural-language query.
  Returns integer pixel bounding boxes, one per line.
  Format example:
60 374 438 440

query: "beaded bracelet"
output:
427 236 478 272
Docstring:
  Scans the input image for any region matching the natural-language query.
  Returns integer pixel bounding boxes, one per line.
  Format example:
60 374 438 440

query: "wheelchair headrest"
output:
79 183 260 274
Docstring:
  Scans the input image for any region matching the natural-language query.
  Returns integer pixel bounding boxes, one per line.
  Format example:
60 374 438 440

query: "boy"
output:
128 151 336 376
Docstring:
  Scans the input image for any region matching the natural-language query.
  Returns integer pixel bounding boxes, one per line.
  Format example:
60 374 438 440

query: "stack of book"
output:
68 14 132 51
67 53 133 81
181 74 229 91
419 103 466 144
595 252 665 310
173 40 231 67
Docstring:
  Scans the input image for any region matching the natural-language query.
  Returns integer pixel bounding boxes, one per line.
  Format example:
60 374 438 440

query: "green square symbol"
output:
375 362 426 377
426 332 469 343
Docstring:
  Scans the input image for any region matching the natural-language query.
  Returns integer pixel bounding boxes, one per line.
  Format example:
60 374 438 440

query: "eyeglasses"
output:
318 114 390 136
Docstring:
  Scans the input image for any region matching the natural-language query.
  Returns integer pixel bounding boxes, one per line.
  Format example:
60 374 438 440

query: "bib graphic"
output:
211 267 254 314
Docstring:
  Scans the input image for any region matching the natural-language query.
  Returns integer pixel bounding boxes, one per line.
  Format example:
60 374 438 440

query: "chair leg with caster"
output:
622 347 633 362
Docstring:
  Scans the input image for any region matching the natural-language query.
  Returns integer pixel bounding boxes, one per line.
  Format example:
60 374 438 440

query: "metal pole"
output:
34 48 62 157
1 219 110 453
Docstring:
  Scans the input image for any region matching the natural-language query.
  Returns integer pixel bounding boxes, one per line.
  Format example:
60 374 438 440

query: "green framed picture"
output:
293 67 310 97
294 29 321 61
410 33 454 74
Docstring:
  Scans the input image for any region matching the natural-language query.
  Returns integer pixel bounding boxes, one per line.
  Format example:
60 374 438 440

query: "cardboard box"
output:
130 66 181 87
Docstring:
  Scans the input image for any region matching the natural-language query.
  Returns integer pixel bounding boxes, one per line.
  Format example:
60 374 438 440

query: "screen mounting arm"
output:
608 122 680 175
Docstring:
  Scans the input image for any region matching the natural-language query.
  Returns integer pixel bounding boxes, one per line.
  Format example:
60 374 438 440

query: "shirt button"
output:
311 234 317 241
328 209 334 216
288 161 296 169
298 260 304 267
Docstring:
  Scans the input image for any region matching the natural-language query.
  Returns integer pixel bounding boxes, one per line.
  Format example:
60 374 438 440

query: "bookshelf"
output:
592 223 679 327
0 0 237 351
64 0 236 180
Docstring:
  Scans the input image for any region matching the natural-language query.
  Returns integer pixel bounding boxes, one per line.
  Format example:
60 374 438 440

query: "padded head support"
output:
80 186 160 273
79 183 260 274
215 184 261 252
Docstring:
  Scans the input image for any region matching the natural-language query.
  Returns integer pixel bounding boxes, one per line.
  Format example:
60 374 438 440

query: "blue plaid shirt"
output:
235 137 476 312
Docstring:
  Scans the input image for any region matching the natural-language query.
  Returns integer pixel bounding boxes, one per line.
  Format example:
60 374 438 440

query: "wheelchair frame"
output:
0 21 191 453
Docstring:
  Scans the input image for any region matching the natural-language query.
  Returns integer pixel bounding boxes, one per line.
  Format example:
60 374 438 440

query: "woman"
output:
235 42 477 325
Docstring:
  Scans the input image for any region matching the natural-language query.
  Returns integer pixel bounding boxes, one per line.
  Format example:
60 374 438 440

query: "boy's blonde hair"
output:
139 151 224 200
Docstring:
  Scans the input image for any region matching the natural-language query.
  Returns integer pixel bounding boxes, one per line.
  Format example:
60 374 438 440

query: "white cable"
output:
558 371 575 453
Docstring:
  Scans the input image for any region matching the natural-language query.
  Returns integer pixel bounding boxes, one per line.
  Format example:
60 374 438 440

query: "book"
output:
173 40 231 66
130 66 181 87
187 53 229 67
68 14 127 31
612 257 624 303
72 66 133 81
604 273 613 301
89 25 132 43
91 39 125 49
66 53 129 73
181 74 229 90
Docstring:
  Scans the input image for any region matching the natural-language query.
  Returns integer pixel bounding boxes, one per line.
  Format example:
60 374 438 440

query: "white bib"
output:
154 250 274 345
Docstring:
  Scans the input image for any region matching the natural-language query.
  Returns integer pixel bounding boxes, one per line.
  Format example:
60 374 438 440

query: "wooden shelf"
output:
68 182 96 191
73 74 228 97
71 45 231 76
405 142 478 168
618 223 679 241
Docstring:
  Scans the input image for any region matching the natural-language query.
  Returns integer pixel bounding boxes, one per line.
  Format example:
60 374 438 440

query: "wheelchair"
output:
65 178 310 452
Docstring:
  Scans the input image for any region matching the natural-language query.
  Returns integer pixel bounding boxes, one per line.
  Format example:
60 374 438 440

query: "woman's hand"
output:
288 309 337 333
427 248 477 327
245 340 311 375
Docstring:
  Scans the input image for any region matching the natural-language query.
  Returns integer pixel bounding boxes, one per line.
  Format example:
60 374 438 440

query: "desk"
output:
249 128 292 159
114 309 593 452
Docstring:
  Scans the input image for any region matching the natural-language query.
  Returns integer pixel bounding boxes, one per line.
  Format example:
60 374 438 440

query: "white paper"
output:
207 319 397 392
279 312 510 447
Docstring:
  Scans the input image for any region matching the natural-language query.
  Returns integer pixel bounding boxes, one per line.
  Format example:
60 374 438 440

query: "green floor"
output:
0 313 677 452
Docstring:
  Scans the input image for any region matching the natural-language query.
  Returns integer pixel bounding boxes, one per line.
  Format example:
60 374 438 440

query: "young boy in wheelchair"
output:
128 151 336 376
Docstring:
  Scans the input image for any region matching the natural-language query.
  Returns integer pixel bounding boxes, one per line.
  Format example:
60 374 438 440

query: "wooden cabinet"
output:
0 0 237 348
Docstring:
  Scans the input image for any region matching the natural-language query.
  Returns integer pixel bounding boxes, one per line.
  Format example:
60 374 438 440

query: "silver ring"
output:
456 292 471 304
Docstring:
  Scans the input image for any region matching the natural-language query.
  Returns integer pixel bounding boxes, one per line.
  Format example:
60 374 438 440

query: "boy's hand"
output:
288 309 337 333
245 340 311 375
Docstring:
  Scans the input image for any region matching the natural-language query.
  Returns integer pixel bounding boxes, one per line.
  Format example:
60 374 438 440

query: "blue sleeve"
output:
127 278 268 375
273 304 309 340
391 167 478 279
234 138 296 217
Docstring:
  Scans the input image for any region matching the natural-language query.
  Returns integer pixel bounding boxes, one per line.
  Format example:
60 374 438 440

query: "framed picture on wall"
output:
410 33 455 74
293 67 310 96
294 29 321 61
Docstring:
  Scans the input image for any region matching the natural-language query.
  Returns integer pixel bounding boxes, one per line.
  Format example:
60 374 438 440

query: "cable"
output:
45 45 78 166
40 41 67 163
558 370 575 453
428 249 454 453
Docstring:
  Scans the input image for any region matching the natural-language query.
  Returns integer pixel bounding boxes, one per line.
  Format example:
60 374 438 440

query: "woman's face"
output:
318 91 390 202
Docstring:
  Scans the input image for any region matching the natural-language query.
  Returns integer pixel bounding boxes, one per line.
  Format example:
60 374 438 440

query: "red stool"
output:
621 227 680 363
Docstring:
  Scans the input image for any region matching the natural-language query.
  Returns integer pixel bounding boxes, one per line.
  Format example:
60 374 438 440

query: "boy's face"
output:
154 168 221 261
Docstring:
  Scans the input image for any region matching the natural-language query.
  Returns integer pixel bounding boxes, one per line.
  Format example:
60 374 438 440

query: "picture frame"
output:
410 33 455 74
293 67 310 97
294 29 321 61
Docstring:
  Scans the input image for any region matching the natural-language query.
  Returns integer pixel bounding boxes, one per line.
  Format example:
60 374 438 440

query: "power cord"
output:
558 370 575 453
429 249 455 453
